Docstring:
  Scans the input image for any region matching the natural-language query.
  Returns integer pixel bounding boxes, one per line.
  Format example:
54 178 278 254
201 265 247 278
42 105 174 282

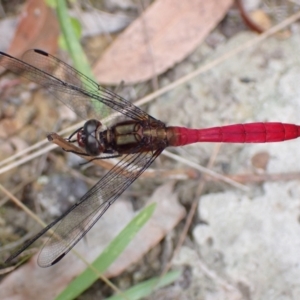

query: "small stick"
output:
48 132 193 180
47 132 115 171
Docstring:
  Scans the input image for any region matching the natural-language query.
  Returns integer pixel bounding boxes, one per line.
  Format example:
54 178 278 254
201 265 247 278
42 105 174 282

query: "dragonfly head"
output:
77 119 104 156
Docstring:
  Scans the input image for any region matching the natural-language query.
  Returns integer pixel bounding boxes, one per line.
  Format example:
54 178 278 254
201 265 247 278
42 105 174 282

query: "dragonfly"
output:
1 49 300 267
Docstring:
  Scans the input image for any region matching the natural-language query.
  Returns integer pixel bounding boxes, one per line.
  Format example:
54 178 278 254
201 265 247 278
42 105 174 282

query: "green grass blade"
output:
106 270 181 300
55 203 157 300
55 0 105 113
55 0 94 80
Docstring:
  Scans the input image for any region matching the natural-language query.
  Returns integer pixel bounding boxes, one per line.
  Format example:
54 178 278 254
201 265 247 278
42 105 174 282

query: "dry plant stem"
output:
0 183 47 228
139 168 196 180
163 151 248 191
0 176 37 207
218 172 300 184
195 250 242 298
47 132 115 171
0 121 85 169
0 232 34 252
0 144 57 175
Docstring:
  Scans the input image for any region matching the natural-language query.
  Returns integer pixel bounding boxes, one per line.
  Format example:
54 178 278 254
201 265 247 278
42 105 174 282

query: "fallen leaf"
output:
0 182 185 299
0 118 23 138
250 10 272 31
0 17 18 52
94 0 233 84
69 9 133 37
106 181 186 277
6 0 59 59
251 151 270 170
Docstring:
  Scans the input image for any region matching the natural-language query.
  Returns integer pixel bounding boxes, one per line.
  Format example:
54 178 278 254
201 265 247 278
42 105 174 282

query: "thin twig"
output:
47 132 116 171
0 184 47 228
163 151 249 191
0 121 85 169
213 171 300 184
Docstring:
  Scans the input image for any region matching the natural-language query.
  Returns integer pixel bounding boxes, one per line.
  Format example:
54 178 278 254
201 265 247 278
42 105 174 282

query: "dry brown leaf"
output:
70 9 133 37
94 0 233 84
106 181 186 277
0 118 24 138
251 151 270 170
0 182 185 299
6 0 59 59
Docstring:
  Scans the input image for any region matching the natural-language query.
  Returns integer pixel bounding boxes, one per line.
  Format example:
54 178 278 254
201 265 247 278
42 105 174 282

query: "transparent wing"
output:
0 49 161 123
37 148 162 267
5 148 162 267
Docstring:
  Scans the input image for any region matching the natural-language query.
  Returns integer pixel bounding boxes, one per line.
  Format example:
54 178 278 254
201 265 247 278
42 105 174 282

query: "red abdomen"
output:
167 123 300 146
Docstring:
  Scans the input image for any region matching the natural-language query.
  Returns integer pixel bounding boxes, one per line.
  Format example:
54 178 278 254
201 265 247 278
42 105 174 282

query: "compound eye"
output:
84 119 100 134
85 135 100 156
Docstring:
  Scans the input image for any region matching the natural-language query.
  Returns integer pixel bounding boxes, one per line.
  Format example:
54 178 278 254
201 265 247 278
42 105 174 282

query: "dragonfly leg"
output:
66 127 83 141
67 138 78 143
91 154 122 160
63 148 91 157
78 154 123 166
